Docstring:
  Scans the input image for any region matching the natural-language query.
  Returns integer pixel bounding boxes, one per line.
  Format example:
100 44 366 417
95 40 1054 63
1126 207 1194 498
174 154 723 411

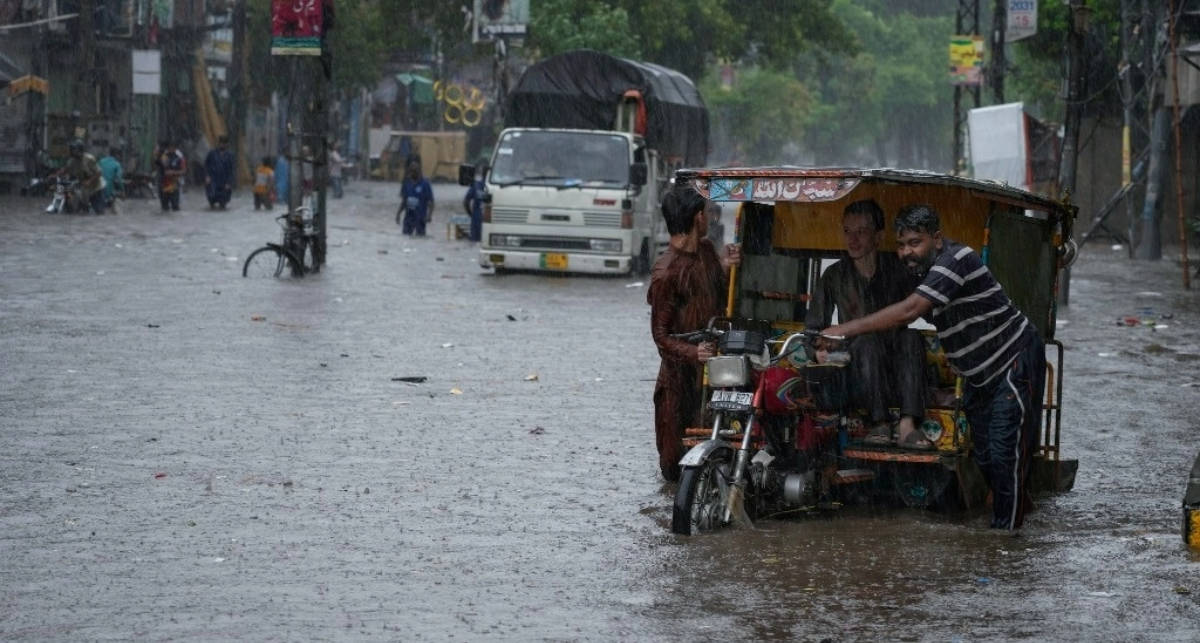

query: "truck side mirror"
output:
458 164 476 186
629 162 648 186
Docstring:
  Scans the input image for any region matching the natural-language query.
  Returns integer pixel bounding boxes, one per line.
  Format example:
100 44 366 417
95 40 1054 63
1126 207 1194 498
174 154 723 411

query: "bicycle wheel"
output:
243 246 296 278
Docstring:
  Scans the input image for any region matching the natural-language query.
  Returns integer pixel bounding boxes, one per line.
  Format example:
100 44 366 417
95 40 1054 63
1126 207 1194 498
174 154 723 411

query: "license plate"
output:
541 252 568 270
709 390 753 409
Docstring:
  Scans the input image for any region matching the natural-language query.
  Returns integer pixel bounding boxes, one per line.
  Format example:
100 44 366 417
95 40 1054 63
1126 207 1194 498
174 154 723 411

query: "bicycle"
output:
242 206 324 278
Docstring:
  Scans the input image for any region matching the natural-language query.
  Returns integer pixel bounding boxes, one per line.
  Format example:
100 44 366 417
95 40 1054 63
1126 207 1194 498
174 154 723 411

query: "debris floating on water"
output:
391 376 427 383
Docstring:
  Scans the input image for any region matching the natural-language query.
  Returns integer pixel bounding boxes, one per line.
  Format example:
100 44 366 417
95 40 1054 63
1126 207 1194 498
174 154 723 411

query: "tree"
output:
1006 0 1122 123
528 0 642 58
700 66 813 165
528 0 857 79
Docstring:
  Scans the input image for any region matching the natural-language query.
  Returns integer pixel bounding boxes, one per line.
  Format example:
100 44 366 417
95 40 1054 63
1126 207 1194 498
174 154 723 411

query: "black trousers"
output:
847 328 926 423
964 331 1046 530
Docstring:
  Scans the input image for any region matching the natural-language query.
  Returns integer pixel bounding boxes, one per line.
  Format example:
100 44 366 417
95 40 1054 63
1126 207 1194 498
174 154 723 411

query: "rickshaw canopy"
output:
676 167 1077 342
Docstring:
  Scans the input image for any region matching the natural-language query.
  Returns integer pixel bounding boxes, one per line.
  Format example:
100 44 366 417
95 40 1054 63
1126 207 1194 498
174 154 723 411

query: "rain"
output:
1 1 1198 640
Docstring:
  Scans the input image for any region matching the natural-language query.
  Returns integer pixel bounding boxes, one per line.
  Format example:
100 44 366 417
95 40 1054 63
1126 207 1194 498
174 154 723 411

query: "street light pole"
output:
1057 0 1088 306
991 0 1006 103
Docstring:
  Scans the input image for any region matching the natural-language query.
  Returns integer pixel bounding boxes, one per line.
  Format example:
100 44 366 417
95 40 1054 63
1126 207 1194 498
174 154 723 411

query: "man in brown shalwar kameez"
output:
648 184 741 482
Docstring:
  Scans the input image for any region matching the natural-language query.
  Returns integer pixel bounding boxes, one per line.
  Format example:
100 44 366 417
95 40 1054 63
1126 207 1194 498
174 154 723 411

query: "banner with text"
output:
1006 0 1038 42
271 0 326 56
949 35 985 86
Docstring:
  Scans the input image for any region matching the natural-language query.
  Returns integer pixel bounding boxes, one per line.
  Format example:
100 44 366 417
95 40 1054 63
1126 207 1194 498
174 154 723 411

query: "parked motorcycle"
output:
670 318 871 535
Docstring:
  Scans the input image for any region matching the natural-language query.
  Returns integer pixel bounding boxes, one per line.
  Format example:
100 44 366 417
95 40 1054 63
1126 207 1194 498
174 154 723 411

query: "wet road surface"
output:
1 183 1197 641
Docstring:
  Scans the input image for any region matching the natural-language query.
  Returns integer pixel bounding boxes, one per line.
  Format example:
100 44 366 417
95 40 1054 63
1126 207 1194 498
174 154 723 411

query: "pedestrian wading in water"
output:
647 183 741 482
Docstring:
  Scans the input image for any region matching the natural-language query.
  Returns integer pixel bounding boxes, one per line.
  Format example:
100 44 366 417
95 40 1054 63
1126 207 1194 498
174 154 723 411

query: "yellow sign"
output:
949 36 985 86
434 80 487 127
540 253 568 270
7 75 48 98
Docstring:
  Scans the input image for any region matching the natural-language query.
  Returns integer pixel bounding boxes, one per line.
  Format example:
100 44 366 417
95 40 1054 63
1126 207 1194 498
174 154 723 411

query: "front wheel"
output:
672 447 737 535
243 246 300 278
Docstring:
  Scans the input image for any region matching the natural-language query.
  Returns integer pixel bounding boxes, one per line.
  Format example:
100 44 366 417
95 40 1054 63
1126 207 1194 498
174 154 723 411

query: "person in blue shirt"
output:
97 147 124 210
274 152 290 207
462 162 487 242
204 136 235 209
398 159 434 236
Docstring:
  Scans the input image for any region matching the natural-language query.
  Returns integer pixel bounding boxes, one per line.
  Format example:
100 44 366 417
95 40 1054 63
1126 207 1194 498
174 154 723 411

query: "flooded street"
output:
1 184 1197 641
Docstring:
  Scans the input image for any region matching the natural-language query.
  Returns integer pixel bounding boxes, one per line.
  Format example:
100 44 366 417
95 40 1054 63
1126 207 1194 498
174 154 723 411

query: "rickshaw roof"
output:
676 166 1076 217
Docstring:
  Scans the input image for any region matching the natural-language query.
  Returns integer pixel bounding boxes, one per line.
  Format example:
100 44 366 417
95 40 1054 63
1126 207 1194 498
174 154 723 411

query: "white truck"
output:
461 50 709 275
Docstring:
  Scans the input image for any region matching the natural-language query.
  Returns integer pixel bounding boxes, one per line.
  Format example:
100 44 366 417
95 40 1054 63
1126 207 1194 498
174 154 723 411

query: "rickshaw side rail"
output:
842 449 946 464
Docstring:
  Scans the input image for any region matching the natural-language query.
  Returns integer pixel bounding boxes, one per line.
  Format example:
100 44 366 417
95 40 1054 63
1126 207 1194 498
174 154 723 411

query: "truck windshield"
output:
491 131 630 187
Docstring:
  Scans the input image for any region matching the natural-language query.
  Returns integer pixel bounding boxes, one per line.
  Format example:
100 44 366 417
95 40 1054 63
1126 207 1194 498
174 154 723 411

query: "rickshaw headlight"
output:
707 355 750 387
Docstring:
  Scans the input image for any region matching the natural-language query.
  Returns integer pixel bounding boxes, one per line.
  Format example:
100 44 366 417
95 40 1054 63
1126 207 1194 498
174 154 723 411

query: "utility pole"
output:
952 0 982 174
1057 0 1088 306
1135 1 1167 261
1167 0 1190 288
229 0 248 185
991 0 1006 103
77 0 95 126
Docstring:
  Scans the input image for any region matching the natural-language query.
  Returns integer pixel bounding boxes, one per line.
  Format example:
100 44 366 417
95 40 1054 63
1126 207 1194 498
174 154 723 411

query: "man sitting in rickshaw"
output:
806 199 932 449
823 204 1046 530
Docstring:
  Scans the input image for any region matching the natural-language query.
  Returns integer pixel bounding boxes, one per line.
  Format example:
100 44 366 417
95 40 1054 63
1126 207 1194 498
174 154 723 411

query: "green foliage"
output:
528 0 642 58
786 1 953 167
1007 0 1122 122
700 67 812 164
528 0 856 79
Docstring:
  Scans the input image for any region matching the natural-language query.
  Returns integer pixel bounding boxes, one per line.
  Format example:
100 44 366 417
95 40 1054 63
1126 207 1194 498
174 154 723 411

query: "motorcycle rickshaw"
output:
670 167 1079 535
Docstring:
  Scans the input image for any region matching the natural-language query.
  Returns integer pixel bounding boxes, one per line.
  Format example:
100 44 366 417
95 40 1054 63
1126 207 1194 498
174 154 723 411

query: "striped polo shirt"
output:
915 240 1032 387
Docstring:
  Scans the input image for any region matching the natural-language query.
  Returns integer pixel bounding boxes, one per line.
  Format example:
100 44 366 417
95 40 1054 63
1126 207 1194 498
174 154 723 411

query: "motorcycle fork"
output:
721 380 765 523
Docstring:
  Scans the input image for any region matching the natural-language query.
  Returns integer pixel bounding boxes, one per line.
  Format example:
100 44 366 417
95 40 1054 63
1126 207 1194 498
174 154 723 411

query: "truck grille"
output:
520 237 591 250
583 211 622 227
491 208 530 224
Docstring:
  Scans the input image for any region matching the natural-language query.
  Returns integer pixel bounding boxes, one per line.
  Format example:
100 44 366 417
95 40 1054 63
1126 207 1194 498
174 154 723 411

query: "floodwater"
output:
1 183 1197 641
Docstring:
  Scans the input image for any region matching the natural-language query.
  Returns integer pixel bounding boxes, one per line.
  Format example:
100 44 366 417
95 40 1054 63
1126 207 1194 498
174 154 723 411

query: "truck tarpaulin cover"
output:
505 50 709 166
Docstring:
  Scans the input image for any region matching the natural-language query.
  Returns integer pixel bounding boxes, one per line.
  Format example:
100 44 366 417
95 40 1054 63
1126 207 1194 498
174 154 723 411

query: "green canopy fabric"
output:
396 73 435 105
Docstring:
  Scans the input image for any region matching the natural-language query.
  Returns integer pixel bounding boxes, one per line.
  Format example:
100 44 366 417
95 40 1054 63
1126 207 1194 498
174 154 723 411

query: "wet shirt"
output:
158 151 185 193
254 166 274 194
274 156 290 200
98 156 122 197
915 239 1032 386
65 153 103 193
806 251 915 328
329 150 344 178
464 179 485 218
401 178 434 217
205 148 234 186
647 240 727 365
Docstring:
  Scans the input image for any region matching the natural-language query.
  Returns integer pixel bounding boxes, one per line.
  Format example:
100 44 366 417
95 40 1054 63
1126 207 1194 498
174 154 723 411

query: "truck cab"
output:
476 127 664 275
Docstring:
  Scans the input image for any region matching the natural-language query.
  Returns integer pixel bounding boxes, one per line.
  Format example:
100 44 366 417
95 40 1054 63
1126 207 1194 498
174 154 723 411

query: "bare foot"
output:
896 416 934 450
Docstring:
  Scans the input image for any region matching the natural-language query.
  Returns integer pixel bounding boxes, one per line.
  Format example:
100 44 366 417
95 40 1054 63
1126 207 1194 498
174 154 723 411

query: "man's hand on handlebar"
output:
697 341 716 362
